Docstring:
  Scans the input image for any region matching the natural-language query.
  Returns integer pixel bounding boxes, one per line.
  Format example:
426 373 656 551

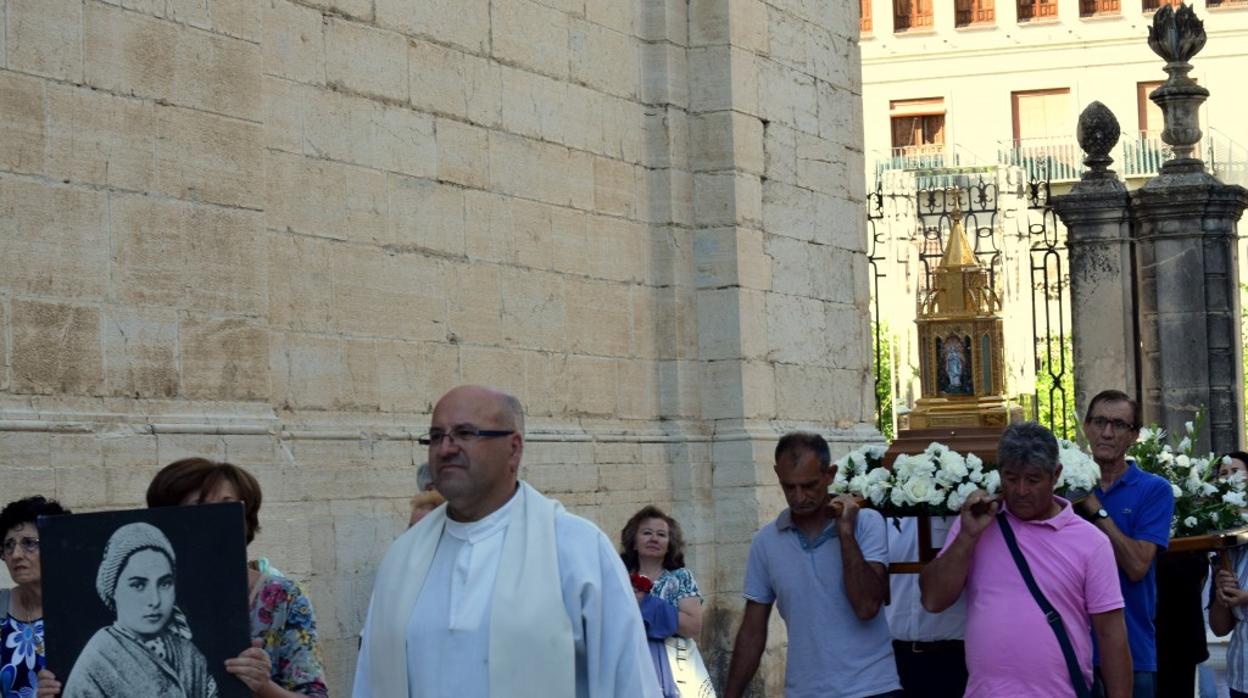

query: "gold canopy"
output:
907 196 1018 429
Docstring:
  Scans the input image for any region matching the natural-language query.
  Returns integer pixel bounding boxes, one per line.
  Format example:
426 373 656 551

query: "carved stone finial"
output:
1147 4 1210 171
1077 101 1120 179
1148 4 1206 66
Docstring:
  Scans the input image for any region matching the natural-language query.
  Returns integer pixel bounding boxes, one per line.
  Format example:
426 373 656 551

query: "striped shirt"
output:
1227 547 1248 691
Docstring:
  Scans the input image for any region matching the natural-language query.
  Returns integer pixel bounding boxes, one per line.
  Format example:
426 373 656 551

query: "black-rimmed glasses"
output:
1088 416 1136 433
418 426 515 446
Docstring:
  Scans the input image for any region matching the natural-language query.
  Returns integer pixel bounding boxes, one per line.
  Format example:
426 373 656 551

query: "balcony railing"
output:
871 132 1245 185
996 133 1181 182
998 137 1082 181
875 145 958 175
1018 0 1058 19
1119 133 1173 177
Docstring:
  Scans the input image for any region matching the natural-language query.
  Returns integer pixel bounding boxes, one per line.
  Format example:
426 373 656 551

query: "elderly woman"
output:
0 496 69 698
620 505 704 698
146 458 328 698
63 522 217 698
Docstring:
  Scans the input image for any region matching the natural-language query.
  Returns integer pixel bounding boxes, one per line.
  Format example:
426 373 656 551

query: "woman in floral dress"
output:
620 505 704 698
0 496 69 698
147 459 329 698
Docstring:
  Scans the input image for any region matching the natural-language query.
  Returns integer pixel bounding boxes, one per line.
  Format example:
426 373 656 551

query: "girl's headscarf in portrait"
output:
96 522 177 610
94 521 194 645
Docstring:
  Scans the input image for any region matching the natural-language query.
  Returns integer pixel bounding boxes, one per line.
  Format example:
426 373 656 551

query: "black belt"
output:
892 639 964 654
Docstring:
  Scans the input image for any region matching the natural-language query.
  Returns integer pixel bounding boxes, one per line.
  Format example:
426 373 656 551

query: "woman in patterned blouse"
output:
1 496 69 698
145 459 329 698
620 505 704 698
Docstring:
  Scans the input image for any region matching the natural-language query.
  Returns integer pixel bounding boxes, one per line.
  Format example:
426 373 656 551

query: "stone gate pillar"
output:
1052 103 1137 417
1131 6 1248 453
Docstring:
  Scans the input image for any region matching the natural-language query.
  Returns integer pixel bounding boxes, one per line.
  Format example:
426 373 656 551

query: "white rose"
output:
1185 420 1195 434
966 453 983 471
1138 427 1153 442
1176 454 1191 469
867 467 892 483
891 486 910 507
1186 472 1205 496
1212 511 1221 524
1171 483 1183 498
1203 482 1219 496
866 482 890 506
969 469 984 483
849 475 869 495
1184 516 1198 528
901 476 937 506
866 443 888 460
1179 436 1192 453
984 470 1001 495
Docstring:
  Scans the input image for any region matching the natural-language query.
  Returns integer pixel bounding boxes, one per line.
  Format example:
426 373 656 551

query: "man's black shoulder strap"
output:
996 512 1092 698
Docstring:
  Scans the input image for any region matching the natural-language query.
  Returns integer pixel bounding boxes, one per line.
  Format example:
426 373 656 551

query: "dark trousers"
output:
892 639 968 698
1232 690 1248 698
1156 662 1197 698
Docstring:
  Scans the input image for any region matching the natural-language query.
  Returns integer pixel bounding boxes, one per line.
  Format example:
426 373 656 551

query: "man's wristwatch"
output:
1089 507 1110 523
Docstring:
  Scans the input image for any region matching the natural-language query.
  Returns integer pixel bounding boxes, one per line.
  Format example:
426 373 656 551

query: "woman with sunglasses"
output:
0 496 70 698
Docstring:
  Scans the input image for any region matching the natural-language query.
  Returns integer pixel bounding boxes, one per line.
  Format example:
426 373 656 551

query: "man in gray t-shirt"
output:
724 432 902 698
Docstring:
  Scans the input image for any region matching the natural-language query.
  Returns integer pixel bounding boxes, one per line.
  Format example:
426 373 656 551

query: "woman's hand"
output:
35 669 61 698
225 640 274 696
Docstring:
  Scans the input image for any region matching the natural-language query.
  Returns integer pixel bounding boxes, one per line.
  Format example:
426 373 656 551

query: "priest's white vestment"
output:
353 482 660 697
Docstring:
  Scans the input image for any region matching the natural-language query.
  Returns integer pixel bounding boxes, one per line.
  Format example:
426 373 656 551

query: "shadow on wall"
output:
702 601 768 697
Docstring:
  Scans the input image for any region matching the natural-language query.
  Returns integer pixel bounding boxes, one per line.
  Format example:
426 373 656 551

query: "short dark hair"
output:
0 496 70 536
146 458 263 544
619 505 686 573
997 421 1059 474
775 432 832 473
1084 389 1140 430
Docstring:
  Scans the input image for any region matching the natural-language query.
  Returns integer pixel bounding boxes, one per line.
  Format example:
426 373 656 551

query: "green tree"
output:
872 323 895 441
1035 334 1078 440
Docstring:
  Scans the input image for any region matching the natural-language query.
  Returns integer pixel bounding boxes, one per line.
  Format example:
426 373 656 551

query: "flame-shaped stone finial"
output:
1148 4 1206 66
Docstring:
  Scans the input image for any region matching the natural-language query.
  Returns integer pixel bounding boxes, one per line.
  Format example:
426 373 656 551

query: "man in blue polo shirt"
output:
723 431 901 698
1076 389 1175 698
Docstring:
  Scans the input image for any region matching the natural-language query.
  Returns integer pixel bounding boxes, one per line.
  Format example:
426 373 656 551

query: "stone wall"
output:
0 1 872 693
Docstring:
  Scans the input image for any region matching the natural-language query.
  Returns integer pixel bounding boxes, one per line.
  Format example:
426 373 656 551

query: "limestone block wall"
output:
0 0 871 694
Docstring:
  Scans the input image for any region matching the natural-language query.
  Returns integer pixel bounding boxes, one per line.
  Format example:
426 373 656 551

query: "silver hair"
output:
996 421 1060 474
500 393 525 435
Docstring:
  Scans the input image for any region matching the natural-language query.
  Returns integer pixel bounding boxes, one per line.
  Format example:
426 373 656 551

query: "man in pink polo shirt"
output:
919 421 1133 697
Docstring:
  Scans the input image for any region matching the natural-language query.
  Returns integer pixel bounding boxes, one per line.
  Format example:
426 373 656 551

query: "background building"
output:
0 0 874 693
860 0 1248 436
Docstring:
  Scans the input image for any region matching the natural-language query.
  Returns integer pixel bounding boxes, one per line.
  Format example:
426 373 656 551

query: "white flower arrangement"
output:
833 437 1100 516
1129 410 1248 537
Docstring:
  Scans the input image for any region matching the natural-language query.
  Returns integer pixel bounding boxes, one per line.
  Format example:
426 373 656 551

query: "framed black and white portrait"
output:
40 503 250 698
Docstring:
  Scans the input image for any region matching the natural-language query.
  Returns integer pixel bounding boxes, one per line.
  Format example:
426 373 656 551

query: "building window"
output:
862 0 873 33
889 98 947 167
894 0 934 31
1137 81 1164 135
1080 0 1120 16
1141 0 1180 10
1009 88 1075 179
1012 89 1071 141
1206 0 1248 8
956 0 996 25
1017 0 1058 20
